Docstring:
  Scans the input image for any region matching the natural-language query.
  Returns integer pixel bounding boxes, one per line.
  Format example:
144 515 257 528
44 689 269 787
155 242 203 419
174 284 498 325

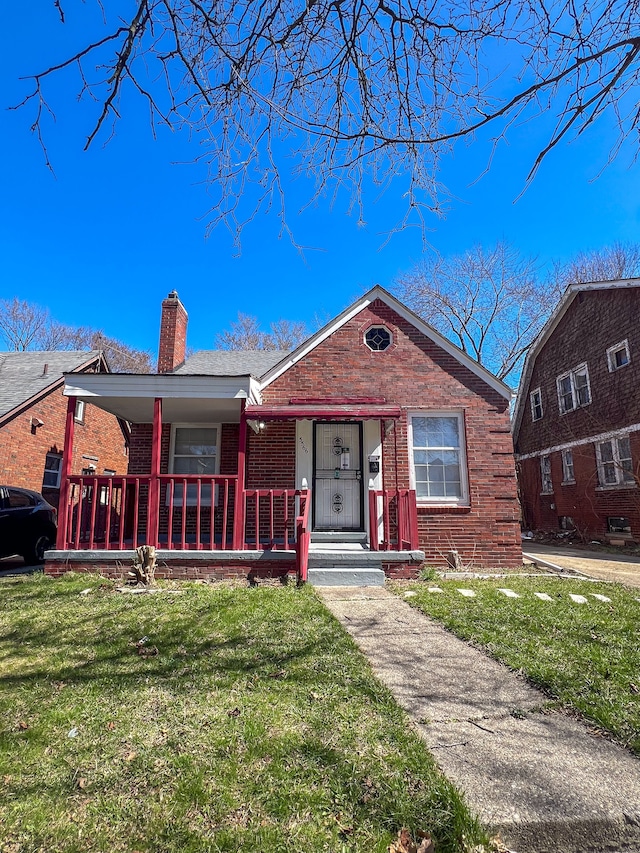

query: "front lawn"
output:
0 574 486 853
393 576 640 753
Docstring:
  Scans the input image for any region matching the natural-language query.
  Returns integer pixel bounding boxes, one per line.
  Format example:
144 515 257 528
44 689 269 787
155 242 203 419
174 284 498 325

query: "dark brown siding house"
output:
513 279 640 544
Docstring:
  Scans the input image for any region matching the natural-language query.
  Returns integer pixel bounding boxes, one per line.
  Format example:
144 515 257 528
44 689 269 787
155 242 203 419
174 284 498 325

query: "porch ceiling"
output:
64 373 258 423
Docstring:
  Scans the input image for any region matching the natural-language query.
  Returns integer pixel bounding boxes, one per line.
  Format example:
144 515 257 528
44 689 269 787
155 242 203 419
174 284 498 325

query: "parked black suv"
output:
0 487 57 565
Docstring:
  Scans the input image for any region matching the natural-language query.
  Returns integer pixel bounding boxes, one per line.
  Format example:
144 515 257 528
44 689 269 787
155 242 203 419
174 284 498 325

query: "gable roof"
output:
259 285 512 400
512 277 640 440
174 350 289 377
0 350 103 423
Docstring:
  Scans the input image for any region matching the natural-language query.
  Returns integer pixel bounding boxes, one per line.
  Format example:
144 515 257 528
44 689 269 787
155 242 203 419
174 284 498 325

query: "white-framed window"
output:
530 388 543 422
595 435 634 487
74 399 86 423
364 326 392 351
606 340 630 372
561 449 575 484
169 424 220 506
408 412 468 504
43 452 62 489
540 455 553 494
556 363 591 414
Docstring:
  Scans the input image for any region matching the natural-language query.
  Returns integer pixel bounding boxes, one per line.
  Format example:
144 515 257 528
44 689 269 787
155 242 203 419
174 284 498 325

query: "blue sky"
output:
1 2 639 358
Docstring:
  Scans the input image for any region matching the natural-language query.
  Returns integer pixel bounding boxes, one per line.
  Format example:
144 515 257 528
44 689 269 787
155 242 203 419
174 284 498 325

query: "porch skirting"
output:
44 548 425 583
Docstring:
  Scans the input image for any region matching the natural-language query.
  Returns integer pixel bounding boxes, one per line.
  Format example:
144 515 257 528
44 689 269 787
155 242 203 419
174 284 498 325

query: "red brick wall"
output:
515 287 640 541
157 293 188 373
260 299 521 568
0 383 129 508
518 435 640 540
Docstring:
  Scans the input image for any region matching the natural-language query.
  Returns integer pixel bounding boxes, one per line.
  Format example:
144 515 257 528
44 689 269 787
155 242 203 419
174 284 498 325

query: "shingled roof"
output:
173 350 289 377
0 350 102 420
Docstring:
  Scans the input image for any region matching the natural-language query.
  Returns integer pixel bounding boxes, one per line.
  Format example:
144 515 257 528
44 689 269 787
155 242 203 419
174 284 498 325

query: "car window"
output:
7 489 33 508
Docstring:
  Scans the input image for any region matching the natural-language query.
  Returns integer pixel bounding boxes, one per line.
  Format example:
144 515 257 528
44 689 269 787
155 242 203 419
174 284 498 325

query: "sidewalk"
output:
318 586 640 853
523 542 640 588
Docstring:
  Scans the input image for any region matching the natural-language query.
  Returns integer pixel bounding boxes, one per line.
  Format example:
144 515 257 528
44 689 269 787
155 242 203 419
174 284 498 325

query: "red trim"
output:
233 402 247 549
245 404 401 420
289 397 387 405
56 397 77 548
147 398 162 543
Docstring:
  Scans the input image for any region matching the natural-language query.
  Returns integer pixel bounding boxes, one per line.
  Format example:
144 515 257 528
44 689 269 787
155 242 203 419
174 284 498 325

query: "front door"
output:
313 422 363 530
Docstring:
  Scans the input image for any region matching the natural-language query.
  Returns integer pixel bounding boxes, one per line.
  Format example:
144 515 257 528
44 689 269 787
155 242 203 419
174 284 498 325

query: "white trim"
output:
407 410 469 506
43 452 63 489
515 422 640 461
606 339 630 372
295 420 313 490
512 278 640 439
259 286 512 400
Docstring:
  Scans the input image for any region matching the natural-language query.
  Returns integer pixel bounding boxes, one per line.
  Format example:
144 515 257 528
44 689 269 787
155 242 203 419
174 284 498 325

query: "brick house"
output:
513 279 640 543
0 351 130 508
46 288 522 581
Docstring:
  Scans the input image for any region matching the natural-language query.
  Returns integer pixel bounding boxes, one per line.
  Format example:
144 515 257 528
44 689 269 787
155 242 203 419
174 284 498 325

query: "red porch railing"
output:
295 490 311 583
58 477 312 574
368 489 419 551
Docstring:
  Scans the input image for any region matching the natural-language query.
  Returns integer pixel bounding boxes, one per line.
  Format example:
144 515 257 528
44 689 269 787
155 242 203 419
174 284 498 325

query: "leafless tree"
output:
0 299 49 351
13 1 640 247
0 298 152 372
215 313 307 350
396 243 561 385
549 242 640 287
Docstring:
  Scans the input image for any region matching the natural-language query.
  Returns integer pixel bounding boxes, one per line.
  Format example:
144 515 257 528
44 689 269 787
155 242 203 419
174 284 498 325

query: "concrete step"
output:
307 567 385 586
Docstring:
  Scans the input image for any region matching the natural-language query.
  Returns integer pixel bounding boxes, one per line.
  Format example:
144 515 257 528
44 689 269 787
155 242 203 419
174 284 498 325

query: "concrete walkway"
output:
318 586 640 853
523 542 640 588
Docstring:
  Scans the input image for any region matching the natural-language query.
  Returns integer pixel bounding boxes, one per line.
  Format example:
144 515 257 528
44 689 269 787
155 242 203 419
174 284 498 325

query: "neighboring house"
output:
0 351 130 509
47 288 522 581
513 278 640 543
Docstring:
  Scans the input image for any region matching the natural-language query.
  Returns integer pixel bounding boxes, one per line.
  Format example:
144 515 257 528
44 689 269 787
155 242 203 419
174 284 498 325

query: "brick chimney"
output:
157 290 188 373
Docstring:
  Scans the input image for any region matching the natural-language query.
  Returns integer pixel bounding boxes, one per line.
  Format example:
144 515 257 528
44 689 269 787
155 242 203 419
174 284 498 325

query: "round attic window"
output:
364 326 392 351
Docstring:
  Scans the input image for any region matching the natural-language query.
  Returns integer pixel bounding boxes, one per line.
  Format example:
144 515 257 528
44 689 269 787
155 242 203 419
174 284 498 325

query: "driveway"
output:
0 556 41 576
523 542 640 588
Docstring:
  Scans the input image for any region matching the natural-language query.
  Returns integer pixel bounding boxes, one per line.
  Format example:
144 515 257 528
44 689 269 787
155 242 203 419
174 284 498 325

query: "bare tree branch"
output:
12 0 640 245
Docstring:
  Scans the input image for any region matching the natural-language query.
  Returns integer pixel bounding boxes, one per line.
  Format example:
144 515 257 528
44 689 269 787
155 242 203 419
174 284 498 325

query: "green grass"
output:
393 576 640 753
0 574 486 853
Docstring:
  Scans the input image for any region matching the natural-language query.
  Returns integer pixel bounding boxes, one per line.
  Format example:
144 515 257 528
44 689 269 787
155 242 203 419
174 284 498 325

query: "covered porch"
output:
51 373 421 583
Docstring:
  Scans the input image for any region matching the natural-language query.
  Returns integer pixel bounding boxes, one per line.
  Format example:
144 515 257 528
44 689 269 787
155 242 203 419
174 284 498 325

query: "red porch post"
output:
232 401 247 549
147 397 162 546
55 396 77 549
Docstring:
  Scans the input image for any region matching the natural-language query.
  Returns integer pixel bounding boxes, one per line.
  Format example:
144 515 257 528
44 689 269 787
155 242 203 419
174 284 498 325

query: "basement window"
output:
608 516 631 534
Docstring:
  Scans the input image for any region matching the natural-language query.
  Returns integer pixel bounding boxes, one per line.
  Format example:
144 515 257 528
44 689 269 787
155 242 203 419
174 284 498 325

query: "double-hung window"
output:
43 453 62 489
540 455 553 494
561 449 575 484
169 425 219 505
530 388 543 422
556 364 591 413
409 413 468 503
596 435 634 487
